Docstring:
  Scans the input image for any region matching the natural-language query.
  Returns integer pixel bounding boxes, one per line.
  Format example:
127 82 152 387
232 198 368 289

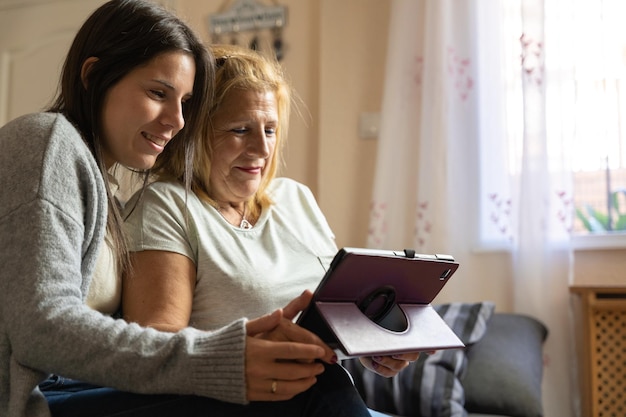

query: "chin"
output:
121 158 156 171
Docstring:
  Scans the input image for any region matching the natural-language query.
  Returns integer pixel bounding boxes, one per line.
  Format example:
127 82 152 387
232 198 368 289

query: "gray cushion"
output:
462 313 548 417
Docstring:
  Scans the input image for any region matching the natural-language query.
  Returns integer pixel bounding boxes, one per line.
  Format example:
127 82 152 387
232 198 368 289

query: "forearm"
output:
3 208 248 404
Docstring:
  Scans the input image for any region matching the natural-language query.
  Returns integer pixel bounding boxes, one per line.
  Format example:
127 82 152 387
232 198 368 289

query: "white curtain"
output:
368 0 578 414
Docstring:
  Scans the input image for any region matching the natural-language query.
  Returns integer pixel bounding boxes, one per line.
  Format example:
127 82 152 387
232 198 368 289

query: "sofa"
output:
344 302 549 417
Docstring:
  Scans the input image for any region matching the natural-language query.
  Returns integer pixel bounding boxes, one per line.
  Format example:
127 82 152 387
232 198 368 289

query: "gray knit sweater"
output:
0 113 247 417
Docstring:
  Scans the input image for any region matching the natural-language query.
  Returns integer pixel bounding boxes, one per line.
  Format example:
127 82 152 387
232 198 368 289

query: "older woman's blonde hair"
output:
152 44 294 219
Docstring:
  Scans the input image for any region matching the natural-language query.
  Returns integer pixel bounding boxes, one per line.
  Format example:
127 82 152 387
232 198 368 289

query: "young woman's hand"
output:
274 290 337 364
244 309 336 401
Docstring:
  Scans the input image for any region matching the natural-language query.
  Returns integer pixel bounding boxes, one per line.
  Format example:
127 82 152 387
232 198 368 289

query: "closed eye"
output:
149 89 166 99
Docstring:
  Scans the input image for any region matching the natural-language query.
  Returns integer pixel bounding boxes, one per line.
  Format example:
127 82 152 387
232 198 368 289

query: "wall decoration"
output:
208 0 287 61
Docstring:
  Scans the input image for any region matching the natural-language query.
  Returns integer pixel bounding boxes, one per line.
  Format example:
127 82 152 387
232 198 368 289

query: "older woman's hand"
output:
358 352 421 378
256 290 336 362
281 289 314 321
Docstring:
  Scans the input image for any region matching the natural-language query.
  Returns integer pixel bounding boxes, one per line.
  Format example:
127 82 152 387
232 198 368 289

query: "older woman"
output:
123 44 417 416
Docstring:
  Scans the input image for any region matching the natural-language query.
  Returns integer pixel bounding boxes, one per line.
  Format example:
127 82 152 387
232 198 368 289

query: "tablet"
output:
296 247 464 358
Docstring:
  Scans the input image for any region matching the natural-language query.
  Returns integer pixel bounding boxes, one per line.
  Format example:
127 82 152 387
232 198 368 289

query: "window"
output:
479 0 626 247
561 1 626 234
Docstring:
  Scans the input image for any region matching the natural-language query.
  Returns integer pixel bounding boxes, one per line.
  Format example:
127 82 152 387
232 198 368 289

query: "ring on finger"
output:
271 380 278 394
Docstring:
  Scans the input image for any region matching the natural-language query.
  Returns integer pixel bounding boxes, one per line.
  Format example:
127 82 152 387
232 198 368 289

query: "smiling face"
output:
209 88 278 205
100 51 195 170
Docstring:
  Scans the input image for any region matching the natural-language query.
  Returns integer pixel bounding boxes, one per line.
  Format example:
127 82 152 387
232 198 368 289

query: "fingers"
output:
245 337 326 401
267 318 337 364
247 292 336 363
246 309 282 336
391 352 420 362
248 376 319 402
359 352 421 378
292 324 335 363
282 290 314 321
359 356 403 378
246 356 322 401
243 302 339 401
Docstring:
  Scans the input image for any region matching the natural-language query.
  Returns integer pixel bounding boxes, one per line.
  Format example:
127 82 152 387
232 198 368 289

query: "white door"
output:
0 0 108 126
0 0 177 126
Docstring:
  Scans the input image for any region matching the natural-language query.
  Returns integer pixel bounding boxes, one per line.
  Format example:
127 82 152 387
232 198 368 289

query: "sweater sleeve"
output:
0 113 248 405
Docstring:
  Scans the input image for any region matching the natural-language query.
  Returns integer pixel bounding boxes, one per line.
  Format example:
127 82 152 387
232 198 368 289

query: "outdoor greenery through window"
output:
565 1 626 234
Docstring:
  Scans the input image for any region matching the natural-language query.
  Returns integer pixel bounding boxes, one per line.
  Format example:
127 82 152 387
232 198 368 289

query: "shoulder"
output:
143 180 189 206
0 112 102 213
268 177 324 215
35 113 101 189
1 112 79 143
146 179 187 195
1 112 60 131
266 177 335 243
124 180 190 220
1 112 91 164
0 112 105 265
269 177 315 200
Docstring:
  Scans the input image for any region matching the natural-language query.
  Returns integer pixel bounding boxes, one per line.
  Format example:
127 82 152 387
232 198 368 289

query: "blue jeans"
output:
41 363 381 417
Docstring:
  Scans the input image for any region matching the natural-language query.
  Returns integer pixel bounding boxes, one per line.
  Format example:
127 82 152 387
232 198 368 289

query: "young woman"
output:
0 2 333 417
123 44 419 417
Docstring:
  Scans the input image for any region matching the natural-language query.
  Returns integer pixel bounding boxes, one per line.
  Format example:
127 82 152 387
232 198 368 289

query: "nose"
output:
246 130 271 159
162 101 185 132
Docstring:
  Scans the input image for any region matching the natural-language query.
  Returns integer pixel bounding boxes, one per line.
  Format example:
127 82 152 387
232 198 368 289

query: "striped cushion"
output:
346 302 495 417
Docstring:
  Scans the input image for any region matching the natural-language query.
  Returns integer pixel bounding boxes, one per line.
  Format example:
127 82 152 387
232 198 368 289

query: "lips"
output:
238 166 263 174
142 132 169 149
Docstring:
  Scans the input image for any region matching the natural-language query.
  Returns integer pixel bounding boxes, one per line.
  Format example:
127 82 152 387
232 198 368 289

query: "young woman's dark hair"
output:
48 0 213 276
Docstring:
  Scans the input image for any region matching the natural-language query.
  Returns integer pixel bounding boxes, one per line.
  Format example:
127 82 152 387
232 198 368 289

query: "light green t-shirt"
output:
124 177 338 330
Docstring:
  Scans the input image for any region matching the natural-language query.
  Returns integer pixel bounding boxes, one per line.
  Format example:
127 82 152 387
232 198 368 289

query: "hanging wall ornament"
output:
249 34 259 51
272 26 283 61
208 1 288 58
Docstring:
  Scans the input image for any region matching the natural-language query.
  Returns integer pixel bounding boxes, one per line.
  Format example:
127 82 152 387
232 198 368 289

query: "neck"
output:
215 201 253 229
218 202 245 212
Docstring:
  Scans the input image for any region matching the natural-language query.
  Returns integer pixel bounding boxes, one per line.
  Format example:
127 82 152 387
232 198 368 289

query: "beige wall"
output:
178 0 384 248
180 0 626 311
316 1 388 248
